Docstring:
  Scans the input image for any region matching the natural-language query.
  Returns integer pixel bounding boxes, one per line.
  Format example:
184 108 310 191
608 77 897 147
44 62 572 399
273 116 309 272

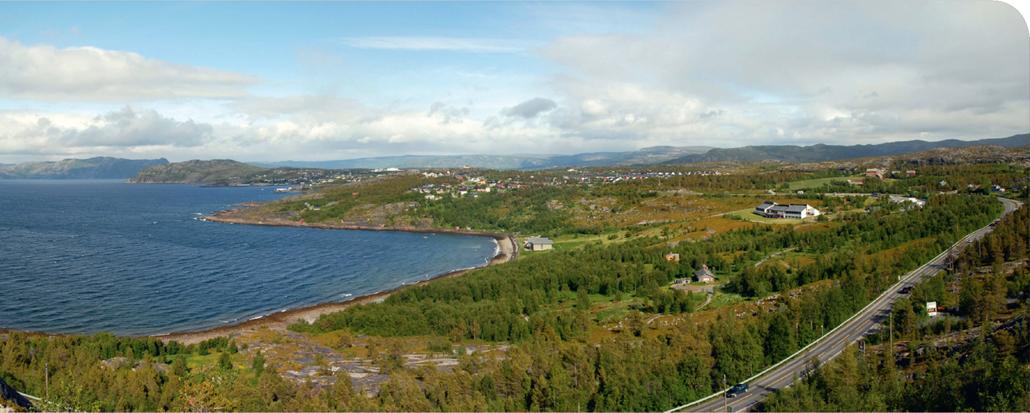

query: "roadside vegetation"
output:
761 205 1030 412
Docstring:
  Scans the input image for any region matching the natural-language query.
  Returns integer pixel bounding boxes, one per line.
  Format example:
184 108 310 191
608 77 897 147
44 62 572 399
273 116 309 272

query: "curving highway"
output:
672 197 1022 413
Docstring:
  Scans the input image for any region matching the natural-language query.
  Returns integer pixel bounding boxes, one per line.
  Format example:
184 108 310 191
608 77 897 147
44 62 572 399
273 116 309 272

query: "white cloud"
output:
0 36 257 101
539 0 1030 145
340 36 525 53
0 107 214 158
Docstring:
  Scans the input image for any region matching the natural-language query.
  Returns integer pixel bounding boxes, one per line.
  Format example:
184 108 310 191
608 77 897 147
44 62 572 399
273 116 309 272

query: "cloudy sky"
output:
0 1 1027 162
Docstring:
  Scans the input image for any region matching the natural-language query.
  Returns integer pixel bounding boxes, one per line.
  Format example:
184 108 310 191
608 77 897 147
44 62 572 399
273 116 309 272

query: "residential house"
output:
694 265 716 283
664 252 680 262
926 301 938 317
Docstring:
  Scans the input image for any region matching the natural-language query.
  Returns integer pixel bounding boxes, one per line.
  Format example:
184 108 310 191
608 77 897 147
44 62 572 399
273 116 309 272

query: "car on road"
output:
726 383 749 398
898 286 913 294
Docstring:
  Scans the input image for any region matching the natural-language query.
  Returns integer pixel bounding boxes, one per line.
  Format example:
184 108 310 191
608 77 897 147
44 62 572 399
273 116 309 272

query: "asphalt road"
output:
677 197 1022 413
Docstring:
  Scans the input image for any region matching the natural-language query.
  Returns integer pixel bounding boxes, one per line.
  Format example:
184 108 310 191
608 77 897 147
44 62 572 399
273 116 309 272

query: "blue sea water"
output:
0 180 497 335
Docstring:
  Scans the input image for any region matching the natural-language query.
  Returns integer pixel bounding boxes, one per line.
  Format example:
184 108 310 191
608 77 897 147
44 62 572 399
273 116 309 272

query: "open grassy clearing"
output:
785 175 863 190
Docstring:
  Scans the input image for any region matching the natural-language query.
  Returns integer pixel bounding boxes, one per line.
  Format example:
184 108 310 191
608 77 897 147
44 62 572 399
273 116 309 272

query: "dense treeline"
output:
0 334 296 411
761 205 1030 412
818 163 1027 196
957 203 1030 270
731 195 1000 296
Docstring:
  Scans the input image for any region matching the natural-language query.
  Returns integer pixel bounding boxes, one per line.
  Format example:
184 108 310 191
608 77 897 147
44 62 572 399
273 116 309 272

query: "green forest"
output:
761 205 1030 411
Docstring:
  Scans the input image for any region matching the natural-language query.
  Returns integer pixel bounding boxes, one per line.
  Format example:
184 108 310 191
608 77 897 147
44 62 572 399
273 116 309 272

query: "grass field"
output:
786 175 863 190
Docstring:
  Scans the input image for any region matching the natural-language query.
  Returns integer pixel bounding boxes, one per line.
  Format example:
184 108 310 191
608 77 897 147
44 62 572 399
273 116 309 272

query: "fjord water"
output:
0 180 497 335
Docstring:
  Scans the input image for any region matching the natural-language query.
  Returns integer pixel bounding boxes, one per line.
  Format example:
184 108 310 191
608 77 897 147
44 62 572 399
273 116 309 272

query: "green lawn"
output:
706 291 747 309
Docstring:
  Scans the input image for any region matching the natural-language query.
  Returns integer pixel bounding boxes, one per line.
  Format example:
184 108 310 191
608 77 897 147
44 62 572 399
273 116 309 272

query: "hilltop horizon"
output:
3 132 1028 166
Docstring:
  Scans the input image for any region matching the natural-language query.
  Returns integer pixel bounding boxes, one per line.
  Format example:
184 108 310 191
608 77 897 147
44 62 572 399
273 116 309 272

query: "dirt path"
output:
695 292 715 310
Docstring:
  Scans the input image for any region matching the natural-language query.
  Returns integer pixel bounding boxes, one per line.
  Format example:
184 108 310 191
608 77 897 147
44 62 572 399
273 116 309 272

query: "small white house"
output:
525 237 554 251
926 301 938 317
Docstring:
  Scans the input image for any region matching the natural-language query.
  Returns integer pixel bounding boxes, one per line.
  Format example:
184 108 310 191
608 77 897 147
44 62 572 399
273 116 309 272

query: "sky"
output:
0 1 1027 163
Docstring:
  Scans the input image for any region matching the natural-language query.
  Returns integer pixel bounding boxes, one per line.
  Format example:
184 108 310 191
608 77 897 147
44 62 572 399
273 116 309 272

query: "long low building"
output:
754 201 821 219
524 237 554 251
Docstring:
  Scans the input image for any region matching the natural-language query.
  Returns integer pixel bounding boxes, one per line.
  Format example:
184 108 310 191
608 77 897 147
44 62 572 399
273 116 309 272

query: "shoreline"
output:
1 208 518 345
155 209 518 344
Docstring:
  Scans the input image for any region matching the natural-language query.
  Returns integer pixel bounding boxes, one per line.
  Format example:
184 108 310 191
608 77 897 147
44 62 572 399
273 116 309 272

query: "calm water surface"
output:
0 180 496 335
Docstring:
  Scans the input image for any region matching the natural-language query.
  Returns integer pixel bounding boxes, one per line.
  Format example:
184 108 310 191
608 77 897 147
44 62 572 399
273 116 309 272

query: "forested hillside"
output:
130 159 266 184
761 205 1030 411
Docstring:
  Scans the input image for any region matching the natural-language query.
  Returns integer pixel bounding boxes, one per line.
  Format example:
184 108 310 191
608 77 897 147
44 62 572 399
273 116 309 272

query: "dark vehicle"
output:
898 286 913 294
726 383 749 398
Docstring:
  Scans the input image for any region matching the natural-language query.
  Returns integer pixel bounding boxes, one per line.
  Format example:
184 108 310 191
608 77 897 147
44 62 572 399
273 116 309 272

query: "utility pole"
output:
723 374 728 413
45 361 49 401
889 311 894 361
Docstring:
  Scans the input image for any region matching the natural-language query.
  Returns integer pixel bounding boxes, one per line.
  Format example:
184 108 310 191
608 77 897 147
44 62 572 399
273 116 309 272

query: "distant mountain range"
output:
256 134 1029 169
255 146 714 170
664 133 1030 164
0 157 168 179
5 134 1028 181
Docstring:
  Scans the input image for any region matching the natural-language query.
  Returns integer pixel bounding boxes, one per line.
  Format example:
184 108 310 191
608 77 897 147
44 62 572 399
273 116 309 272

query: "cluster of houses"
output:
754 202 822 219
412 174 525 201
256 169 360 188
564 169 723 185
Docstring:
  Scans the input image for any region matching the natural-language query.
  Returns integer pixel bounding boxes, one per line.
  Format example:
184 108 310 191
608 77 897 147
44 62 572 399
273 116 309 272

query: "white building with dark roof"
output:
754 202 821 219
755 201 777 215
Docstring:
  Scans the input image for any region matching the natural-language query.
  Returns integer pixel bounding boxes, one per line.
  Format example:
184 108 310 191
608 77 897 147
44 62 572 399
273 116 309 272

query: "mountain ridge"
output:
254 146 714 170
0 157 168 179
130 159 266 185
665 133 1030 164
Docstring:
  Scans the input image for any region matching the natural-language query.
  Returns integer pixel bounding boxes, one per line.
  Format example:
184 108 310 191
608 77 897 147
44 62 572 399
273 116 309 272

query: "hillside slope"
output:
131 159 266 184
